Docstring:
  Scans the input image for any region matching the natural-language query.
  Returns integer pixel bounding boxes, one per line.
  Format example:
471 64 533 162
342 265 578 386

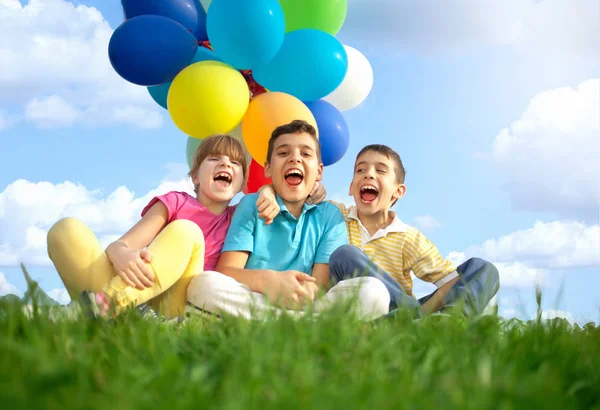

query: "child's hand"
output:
263 270 315 310
107 243 155 290
256 185 280 225
299 280 320 303
307 181 326 205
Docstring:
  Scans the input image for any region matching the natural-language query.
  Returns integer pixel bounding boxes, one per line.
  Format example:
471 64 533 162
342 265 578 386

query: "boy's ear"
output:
316 163 324 182
392 184 407 201
264 161 271 178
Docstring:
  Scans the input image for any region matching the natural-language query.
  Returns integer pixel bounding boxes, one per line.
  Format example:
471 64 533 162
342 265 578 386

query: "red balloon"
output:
243 159 272 194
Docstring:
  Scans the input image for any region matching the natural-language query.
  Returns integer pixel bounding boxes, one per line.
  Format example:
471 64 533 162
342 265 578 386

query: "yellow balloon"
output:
168 61 250 138
242 92 318 165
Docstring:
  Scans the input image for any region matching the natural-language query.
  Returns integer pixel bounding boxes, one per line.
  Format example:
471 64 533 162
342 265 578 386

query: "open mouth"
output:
213 172 232 187
284 168 304 187
360 184 379 203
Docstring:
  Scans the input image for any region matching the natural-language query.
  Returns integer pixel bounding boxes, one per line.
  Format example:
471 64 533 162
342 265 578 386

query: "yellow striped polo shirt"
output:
333 202 457 297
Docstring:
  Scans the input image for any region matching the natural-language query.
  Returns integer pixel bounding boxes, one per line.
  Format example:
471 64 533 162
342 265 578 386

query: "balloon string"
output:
198 39 267 99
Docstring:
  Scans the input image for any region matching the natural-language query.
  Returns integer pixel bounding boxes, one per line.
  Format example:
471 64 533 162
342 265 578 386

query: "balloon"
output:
109 15 198 86
243 159 272 194
304 100 349 166
121 0 208 41
242 92 318 165
146 47 222 110
199 0 212 12
148 82 171 109
190 46 222 64
324 45 373 111
278 0 347 35
206 0 285 70
168 61 250 138
186 136 204 168
252 29 348 102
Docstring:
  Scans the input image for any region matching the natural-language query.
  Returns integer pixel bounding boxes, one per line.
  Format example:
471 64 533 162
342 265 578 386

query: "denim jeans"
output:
329 244 500 318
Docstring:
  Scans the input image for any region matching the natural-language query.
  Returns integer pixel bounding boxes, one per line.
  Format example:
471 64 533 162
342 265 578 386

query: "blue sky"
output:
1 0 598 324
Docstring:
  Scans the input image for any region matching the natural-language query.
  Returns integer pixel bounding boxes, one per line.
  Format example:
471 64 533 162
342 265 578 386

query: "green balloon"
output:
186 136 203 169
278 0 347 35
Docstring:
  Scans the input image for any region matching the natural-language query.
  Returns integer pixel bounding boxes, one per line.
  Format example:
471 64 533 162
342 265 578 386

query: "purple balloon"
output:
304 99 350 166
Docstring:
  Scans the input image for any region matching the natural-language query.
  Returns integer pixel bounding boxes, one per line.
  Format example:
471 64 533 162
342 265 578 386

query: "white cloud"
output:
342 0 600 59
492 78 600 220
465 220 599 270
25 95 79 128
414 215 441 230
0 272 21 296
47 287 71 305
0 177 194 266
447 219 599 289
0 0 163 129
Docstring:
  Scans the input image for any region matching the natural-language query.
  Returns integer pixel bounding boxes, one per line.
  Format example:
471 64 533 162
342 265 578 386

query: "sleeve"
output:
328 200 349 217
403 228 456 285
314 203 349 264
141 191 184 222
221 194 258 253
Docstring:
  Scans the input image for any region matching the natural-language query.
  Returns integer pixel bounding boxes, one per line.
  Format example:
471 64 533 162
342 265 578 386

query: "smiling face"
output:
192 154 245 205
349 150 406 216
265 132 323 206
188 134 248 210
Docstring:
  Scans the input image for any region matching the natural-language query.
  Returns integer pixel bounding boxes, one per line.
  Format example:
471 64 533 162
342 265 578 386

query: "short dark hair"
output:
356 144 406 183
266 120 321 163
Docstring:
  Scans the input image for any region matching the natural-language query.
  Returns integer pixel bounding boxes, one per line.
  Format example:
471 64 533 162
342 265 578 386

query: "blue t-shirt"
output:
222 194 348 274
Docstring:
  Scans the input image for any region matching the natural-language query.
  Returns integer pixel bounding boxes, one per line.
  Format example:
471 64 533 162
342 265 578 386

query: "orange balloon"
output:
242 92 318 165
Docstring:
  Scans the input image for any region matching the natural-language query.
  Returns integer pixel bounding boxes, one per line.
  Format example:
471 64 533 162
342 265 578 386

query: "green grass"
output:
1 299 599 410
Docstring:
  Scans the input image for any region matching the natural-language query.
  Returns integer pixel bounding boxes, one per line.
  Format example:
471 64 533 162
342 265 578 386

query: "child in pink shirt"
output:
47 134 280 318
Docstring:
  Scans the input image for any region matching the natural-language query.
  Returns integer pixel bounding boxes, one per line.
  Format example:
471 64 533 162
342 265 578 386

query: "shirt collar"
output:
276 194 317 217
347 206 407 234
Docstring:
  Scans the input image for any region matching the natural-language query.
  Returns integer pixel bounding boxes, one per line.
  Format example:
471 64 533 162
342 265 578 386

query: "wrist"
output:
257 269 277 293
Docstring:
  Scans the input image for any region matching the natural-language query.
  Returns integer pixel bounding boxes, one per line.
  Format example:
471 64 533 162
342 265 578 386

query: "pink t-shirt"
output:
141 191 236 271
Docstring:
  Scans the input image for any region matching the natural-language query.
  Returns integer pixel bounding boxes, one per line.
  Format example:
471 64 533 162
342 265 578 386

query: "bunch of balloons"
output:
110 0 373 193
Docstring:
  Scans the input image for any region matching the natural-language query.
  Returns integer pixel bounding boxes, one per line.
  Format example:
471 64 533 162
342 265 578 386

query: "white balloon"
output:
324 45 373 112
200 0 212 13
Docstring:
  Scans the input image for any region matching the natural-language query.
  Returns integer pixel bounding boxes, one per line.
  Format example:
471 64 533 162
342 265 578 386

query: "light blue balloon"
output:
147 47 223 110
186 136 203 168
207 0 285 70
253 29 348 102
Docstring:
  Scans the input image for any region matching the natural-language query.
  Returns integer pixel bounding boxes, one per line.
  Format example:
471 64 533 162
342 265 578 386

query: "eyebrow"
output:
275 144 315 152
355 161 390 168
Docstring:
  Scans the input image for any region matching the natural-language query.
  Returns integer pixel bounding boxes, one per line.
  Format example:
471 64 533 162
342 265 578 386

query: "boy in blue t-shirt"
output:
186 120 389 320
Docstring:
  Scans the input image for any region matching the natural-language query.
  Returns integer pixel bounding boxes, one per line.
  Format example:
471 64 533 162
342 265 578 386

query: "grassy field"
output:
1 297 599 410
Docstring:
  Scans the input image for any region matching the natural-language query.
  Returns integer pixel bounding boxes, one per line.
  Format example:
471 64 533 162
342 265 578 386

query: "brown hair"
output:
188 134 249 193
266 120 321 163
356 144 406 183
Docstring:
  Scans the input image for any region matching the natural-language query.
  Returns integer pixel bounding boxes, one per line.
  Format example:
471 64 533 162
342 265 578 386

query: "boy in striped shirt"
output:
328 144 500 318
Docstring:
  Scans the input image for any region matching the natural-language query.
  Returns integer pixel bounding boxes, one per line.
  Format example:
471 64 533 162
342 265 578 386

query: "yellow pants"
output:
47 218 205 318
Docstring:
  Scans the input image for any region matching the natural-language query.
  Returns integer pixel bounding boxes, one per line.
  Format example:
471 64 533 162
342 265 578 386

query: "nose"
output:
363 167 375 179
218 157 232 168
288 150 302 163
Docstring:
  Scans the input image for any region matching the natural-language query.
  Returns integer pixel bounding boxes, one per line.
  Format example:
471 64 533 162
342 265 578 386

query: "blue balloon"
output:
109 15 198 86
253 29 348 102
207 0 285 70
304 100 349 166
190 46 223 64
148 82 171 109
146 47 222 109
122 0 208 41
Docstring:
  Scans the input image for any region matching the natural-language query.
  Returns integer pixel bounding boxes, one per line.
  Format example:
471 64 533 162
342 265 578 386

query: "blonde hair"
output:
188 134 249 193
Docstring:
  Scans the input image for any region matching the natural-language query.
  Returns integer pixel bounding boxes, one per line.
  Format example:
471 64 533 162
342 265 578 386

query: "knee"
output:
164 220 204 244
47 217 85 251
186 271 224 309
330 244 361 265
465 257 500 288
357 277 390 317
